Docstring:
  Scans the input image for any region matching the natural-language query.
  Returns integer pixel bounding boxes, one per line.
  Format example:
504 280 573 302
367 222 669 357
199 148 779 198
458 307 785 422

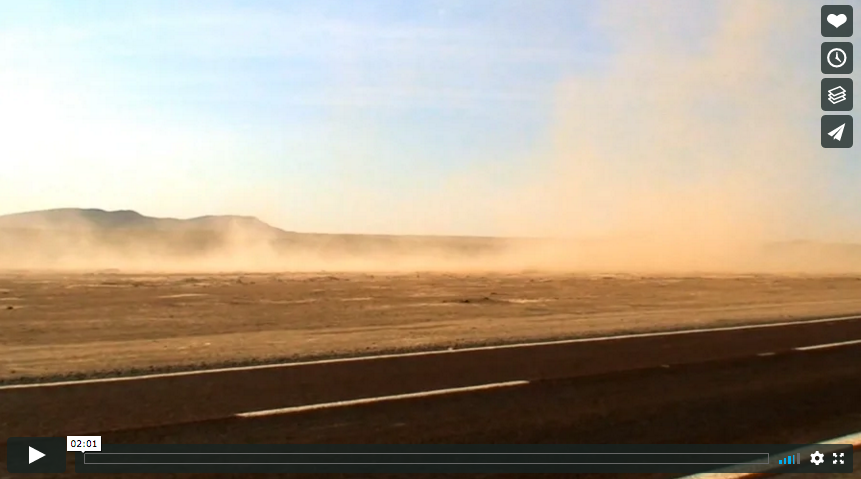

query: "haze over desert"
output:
1 1 860 389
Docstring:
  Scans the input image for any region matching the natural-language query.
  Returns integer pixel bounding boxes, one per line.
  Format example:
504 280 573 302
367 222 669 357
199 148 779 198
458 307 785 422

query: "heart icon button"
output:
828 13 847 28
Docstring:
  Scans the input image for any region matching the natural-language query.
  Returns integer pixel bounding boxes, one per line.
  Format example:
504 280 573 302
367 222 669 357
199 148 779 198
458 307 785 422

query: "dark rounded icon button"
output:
822 5 853 38
822 42 854 74
6 437 66 473
821 115 854 149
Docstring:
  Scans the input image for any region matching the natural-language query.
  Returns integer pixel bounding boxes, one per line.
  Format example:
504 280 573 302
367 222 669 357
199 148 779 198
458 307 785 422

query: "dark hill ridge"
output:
0 208 284 233
0 209 511 260
0 208 506 244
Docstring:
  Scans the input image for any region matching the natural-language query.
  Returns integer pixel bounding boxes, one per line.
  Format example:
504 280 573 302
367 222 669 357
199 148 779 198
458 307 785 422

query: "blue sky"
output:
0 0 858 239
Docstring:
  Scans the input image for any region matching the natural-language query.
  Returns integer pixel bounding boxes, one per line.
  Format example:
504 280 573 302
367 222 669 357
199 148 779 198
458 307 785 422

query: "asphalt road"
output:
3 315 861 478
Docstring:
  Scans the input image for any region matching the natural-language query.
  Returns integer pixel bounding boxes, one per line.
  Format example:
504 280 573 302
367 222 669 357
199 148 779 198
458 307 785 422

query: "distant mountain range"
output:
0 208 289 235
0 208 507 262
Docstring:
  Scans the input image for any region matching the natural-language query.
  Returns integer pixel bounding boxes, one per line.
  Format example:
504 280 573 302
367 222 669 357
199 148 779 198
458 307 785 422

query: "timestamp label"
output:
67 436 102 452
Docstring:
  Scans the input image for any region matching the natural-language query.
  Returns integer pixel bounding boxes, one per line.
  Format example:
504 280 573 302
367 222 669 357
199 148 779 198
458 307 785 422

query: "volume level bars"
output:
778 453 801 465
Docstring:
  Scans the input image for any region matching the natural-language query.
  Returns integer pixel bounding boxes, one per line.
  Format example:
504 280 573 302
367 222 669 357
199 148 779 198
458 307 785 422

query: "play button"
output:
28 446 45 464
6 437 66 473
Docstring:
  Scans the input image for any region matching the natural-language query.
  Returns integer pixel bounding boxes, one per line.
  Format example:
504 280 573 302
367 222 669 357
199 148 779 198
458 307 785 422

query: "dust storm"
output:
1 0 858 274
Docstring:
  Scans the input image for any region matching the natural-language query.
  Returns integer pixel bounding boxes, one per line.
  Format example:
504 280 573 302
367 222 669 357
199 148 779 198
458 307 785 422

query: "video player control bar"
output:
72 444 853 474
82 451 766 465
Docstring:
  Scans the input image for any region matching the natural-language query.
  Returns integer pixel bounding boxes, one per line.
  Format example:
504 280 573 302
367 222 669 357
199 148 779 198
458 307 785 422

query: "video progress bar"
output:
83 452 769 465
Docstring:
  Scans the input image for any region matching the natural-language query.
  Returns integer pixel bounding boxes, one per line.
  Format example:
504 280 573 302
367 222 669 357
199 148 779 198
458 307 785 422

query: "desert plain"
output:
2 271 861 384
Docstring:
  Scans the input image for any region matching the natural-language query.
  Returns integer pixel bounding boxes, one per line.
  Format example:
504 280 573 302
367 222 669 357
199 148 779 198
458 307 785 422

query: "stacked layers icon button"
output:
828 86 847 104
822 78 853 111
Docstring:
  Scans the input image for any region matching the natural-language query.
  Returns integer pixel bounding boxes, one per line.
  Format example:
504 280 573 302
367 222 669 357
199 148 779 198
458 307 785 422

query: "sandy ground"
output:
1 271 861 381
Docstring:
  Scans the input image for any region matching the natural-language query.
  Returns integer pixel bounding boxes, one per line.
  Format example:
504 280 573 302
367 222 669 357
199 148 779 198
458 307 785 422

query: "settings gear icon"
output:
811 450 825 465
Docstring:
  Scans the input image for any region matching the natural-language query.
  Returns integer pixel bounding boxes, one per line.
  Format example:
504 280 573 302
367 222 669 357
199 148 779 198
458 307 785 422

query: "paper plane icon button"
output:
822 115 854 148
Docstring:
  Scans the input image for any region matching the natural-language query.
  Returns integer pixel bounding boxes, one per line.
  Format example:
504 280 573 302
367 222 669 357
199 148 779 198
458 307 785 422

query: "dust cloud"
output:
2 0 860 274
473 0 861 273
0 211 511 272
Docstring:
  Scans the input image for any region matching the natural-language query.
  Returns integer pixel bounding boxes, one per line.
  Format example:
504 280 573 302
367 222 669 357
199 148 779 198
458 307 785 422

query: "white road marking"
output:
794 338 861 351
680 430 861 479
821 430 861 445
3 314 861 390
235 380 530 418
158 293 209 299
756 352 776 357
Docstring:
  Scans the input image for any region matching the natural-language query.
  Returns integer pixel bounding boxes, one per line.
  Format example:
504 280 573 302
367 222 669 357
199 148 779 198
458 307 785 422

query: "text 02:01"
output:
70 439 97 448
67 436 102 452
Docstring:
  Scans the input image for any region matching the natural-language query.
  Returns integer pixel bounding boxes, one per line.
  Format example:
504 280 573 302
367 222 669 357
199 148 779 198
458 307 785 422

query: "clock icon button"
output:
822 42 854 74
828 48 847 68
